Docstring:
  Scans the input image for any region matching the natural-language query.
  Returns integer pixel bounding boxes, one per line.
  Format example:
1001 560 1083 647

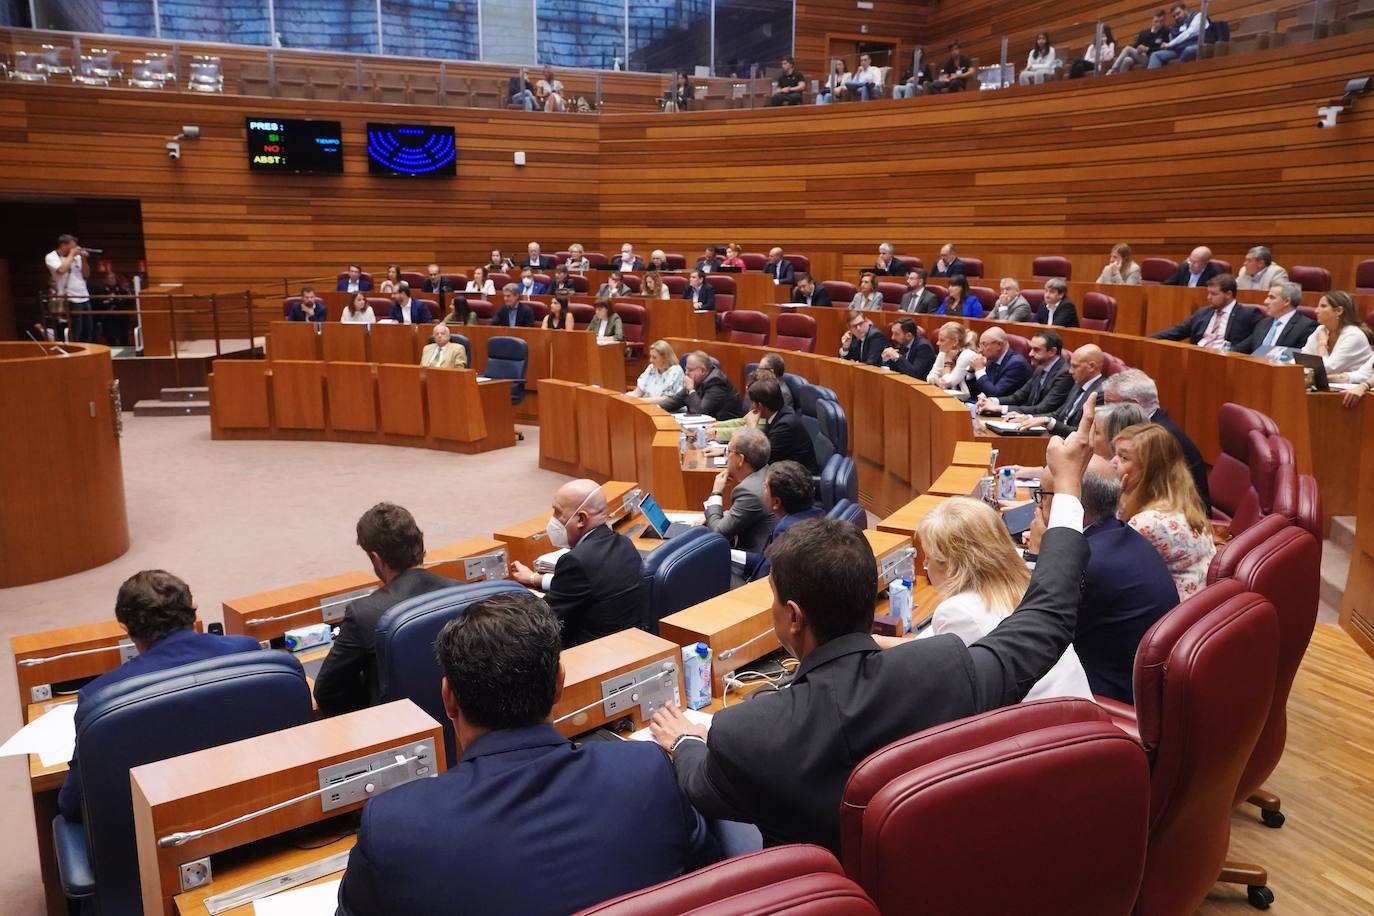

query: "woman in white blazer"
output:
1303 291 1374 377
926 321 978 397
464 266 496 297
1019 32 1060 85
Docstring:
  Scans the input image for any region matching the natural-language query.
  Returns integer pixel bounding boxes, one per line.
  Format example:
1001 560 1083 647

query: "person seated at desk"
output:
378 265 401 294
338 263 372 292
1150 273 1261 349
548 264 578 295
882 316 936 378
703 427 777 554
1233 282 1316 355
719 243 747 271
58 570 261 822
1011 343 1105 434
287 286 327 322
977 329 1072 418
930 243 966 278
969 326 1030 398
614 243 646 272
899 268 940 313
696 245 721 273
741 460 823 581
630 339 685 403
517 267 546 298
1301 290 1374 377
422 264 453 297
683 269 716 311
596 270 632 299
1102 369 1210 513
463 266 496 297
849 271 884 311
421 323 467 368
444 295 478 327
750 376 818 474
564 243 591 274
510 480 642 646
1035 277 1078 327
986 277 1033 322
521 242 556 271
840 309 890 367
916 498 1093 701
791 272 832 307
336 591 715 916
342 291 376 325
926 320 978 397
1026 460 1179 704
588 299 623 341
710 358 792 442
487 249 515 273
1236 245 1289 291
492 284 536 328
648 249 671 272
1161 246 1221 287
641 270 671 300
764 247 795 283
389 284 433 325
872 243 904 277
541 294 574 331
649 425 1095 852
1096 243 1142 285
936 275 984 318
660 350 744 419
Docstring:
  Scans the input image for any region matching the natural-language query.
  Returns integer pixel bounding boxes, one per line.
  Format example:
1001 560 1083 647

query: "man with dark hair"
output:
749 377 819 474
314 504 454 714
660 351 744 419
1151 273 1261 349
839 309 891 367
338 264 372 293
790 272 832 307
978 329 1073 417
899 268 939 313
703 427 776 554
882 316 936 378
58 570 260 821
389 283 433 325
46 233 92 342
743 460 823 581
287 286 327 322
422 264 453 297
682 269 716 311
1110 8 1171 73
492 283 535 328
596 270 632 300
929 41 975 93
651 404 1096 852
337 591 715 916
768 57 806 106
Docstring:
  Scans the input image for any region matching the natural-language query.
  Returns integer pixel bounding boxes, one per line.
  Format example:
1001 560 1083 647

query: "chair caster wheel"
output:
1260 809 1285 828
1247 885 1274 909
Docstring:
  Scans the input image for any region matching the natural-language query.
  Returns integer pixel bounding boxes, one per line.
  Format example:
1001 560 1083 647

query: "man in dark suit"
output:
882 316 936 378
58 570 261 821
613 244 646 272
704 427 777 554
1150 273 1261 349
1035 278 1079 327
492 284 536 328
1234 281 1318 355
337 591 715 916
977 329 1073 418
744 460 824 581
764 247 796 284
287 286 327 322
749 377 819 474
422 264 453 297
595 270 632 299
839 309 890 367
930 243 965 279
389 284 433 324
519 242 556 270
1162 246 1223 287
969 326 1031 398
651 420 1097 852
337 264 373 292
899 268 940 313
511 480 642 646
661 350 744 419
1012 343 1105 435
790 273 832 307
682 269 716 311
1103 368 1212 513
873 243 906 276
314 504 455 714
696 246 721 273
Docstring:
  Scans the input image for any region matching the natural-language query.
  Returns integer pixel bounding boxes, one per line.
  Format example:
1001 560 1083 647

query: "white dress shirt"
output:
1304 325 1374 374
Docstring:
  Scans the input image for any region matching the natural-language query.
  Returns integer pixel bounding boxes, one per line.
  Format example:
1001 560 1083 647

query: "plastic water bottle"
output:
1277 348 1295 365
1221 340 1233 354
695 425 707 449
889 579 913 633
997 466 1018 501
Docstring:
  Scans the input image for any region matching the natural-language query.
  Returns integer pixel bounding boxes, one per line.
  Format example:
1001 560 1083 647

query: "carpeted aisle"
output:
0 415 565 915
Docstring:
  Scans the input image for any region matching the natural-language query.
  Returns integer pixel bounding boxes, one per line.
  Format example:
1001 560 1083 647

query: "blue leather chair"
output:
827 498 867 529
817 398 848 458
451 333 472 369
782 372 810 406
54 652 313 915
374 580 528 764
640 527 731 634
678 353 720 372
484 336 529 405
818 455 858 510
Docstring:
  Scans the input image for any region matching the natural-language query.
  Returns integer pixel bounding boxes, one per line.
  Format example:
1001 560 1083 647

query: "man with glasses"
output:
977 329 1073 417
1162 245 1222 287
839 309 890 367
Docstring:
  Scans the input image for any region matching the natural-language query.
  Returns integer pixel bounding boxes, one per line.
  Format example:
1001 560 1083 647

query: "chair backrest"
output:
621 274 642 293
443 272 469 289
1004 334 1031 359
820 455 857 509
468 299 495 323
895 256 923 271
783 254 811 274
877 282 906 305
524 299 549 321
1101 352 1127 376
724 309 770 346
281 296 301 317
483 335 530 404
337 270 374 287
663 275 688 295
1031 256 1072 280
1206 514 1289 586
400 270 427 288
575 844 879 915
489 271 512 288
1271 466 1321 541
839 698 1148 916
614 302 647 347
1021 288 1045 310
705 274 738 296
450 333 472 368
640 527 731 634
1140 257 1178 284
1227 429 1284 534
569 302 595 328
1132 580 1279 916
822 280 857 303
827 498 867 528
664 253 687 269
959 257 984 278
375 580 529 763
775 312 817 352
1288 265 1331 292
584 251 609 267
969 285 997 305
1355 258 1374 293
1211 258 1233 276
1208 403 1279 522
75 652 314 913
740 252 766 271
817 398 849 458
1080 291 1117 331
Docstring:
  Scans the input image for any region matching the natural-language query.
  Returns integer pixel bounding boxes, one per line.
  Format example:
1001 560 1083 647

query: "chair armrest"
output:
52 815 96 899
1095 695 1140 741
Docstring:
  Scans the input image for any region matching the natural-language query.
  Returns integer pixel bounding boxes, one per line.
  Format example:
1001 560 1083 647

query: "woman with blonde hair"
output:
1111 422 1215 598
641 270 671 300
719 243 746 270
916 497 1093 701
564 243 591 273
630 339 685 403
1096 243 1141 285
926 320 977 396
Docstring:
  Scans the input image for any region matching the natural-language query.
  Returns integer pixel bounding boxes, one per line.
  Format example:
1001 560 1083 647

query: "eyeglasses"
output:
1030 487 1053 506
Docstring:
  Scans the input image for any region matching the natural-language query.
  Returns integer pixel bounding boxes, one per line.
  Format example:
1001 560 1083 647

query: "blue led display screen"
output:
366 122 457 176
246 117 344 173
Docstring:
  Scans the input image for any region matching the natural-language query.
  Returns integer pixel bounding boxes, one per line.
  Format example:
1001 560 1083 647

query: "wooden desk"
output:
493 480 638 569
554 629 685 738
927 465 987 498
1342 394 1374 659
173 833 354 916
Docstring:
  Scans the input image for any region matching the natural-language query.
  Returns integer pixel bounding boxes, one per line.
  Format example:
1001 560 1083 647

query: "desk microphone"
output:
25 330 62 356
718 627 777 661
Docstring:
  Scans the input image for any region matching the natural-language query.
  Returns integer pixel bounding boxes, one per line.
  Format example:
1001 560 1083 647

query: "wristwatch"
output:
670 734 706 755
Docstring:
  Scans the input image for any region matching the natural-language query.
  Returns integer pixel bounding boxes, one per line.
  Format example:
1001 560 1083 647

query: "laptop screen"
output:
638 493 673 537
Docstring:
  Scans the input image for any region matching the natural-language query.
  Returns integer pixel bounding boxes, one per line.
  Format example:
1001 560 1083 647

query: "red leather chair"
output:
468 299 495 323
489 272 512 289
1288 265 1331 292
740 252 766 271
1271 465 1322 541
553 250 571 265
1032 256 1072 281
400 270 427 288
1005 334 1031 360
622 274 642 293
1102 352 1128 376
953 257 981 278
1356 258 1374 294
665 253 687 270
840 699 1148 916
1139 257 1177 284
1021 288 1045 311
706 274 737 312
584 251 609 267
783 254 811 274
336 270 374 288
1211 258 1233 275
613 302 646 356
522 300 548 322
776 312 817 352
443 272 469 290
896 255 923 271
1209 403 1280 524
877 282 905 307
925 283 948 302
1131 580 1280 915
663 275 688 296
1080 292 1118 331
822 280 857 305
565 275 590 293
723 310 770 346
1226 429 1284 535
569 302 594 329
969 285 997 306
1206 515 1290 587
532 273 551 288
576 845 879 915
281 296 302 317
366 296 392 315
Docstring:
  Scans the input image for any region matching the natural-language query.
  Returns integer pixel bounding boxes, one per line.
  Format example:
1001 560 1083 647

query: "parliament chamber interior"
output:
3 0 1374 912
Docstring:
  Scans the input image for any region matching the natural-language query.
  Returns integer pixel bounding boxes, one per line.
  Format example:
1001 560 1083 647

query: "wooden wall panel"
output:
794 0 932 78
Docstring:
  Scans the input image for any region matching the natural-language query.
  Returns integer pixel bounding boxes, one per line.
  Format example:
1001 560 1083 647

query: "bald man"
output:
1013 344 1106 435
511 480 642 646
421 324 467 369
764 247 795 284
969 327 1030 399
1162 246 1222 287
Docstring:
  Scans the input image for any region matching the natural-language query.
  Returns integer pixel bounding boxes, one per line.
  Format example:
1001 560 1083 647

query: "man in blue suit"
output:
763 248 796 284
516 267 547 298
682 269 716 311
337 591 717 916
286 286 327 322
58 570 260 821
745 460 823 581
389 284 433 324
336 264 373 292
1150 273 1261 349
969 326 1030 399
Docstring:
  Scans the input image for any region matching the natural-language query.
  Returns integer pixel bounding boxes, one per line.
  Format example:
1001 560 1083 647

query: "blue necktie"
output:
1261 318 1281 349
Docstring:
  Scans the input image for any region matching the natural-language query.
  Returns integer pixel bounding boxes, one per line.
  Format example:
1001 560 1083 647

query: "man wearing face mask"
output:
509 480 642 647
314 503 455 715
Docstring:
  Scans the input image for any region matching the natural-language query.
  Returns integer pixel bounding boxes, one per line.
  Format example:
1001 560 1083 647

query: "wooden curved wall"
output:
0 343 129 587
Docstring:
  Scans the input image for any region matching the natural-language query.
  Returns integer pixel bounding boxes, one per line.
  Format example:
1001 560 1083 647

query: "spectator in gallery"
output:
90 269 132 346
378 264 401 294
337 264 372 292
1096 243 1141 285
1019 32 1060 85
664 71 693 112
342 291 377 325
508 73 538 111
389 283 432 325
1069 24 1116 78
929 40 976 93
1148 1 1206 69
769 56 806 106
536 65 565 112
46 233 92 342
1110 9 1171 74
892 58 933 99
288 286 327 322
842 53 884 101
816 59 847 104
465 266 496 297
541 295 575 331
641 271 671 300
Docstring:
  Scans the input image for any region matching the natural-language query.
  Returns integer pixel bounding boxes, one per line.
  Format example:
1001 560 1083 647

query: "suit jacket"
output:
744 507 824 581
987 295 1034 322
682 283 716 310
422 278 454 296
517 282 547 297
421 341 467 369
764 260 796 283
1234 311 1318 355
546 525 642 647
337 724 715 916
1045 374 1105 436
337 277 374 292
1151 303 1262 347
614 256 647 272
520 255 556 270
1152 407 1212 514
1162 261 1223 287
588 314 623 340
696 257 721 272
900 288 940 313
1236 263 1289 290
1001 357 1072 415
873 258 906 276
287 301 327 322
389 299 433 324
1035 299 1079 327
660 368 744 420
672 526 1089 852
791 286 833 307
313 567 455 714
1076 518 1179 704
58 629 262 821
763 404 819 474
492 301 536 328
842 325 891 368
705 468 777 553
930 256 966 279
974 350 1031 399
885 336 936 379
596 283 632 299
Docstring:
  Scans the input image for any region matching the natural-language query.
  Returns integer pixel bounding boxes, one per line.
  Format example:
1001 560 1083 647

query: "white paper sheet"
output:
628 708 713 742
0 702 78 767
253 878 341 916
664 512 705 525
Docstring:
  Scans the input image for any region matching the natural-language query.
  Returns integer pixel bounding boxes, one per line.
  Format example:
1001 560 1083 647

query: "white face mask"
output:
545 488 599 550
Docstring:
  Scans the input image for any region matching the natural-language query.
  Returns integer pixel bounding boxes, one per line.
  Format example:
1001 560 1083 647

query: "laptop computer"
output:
1292 352 1330 391
638 493 694 540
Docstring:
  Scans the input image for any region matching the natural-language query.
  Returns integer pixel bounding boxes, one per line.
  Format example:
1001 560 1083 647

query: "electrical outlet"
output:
259 640 271 651
178 857 212 893
30 684 52 703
